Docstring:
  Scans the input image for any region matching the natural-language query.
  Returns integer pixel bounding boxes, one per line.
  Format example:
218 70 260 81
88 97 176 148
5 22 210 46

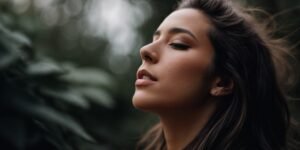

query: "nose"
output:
140 43 159 64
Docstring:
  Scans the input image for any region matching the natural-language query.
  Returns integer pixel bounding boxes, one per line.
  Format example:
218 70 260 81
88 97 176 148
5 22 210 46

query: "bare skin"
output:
133 8 232 150
160 100 217 150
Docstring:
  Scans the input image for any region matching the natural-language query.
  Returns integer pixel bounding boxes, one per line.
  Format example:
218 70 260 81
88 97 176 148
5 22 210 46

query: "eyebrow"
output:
153 27 198 41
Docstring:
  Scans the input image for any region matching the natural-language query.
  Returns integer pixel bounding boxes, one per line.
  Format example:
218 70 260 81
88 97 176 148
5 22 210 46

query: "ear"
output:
210 77 234 96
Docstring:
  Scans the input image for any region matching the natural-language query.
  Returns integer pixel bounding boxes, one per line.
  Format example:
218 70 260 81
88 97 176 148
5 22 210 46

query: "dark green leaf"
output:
79 87 115 108
40 88 90 109
24 104 94 142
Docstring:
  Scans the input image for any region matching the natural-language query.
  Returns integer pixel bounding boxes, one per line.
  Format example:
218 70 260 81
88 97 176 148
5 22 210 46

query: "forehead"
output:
157 8 211 38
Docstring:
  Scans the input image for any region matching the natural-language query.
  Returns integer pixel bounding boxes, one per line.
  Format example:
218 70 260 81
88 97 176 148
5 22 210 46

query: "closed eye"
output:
169 43 190 50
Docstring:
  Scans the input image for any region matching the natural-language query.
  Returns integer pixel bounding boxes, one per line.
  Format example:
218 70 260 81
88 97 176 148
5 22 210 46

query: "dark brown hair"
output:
137 0 296 149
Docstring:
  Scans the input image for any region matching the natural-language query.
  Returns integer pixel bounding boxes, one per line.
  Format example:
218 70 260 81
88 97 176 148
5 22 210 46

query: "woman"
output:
132 0 297 149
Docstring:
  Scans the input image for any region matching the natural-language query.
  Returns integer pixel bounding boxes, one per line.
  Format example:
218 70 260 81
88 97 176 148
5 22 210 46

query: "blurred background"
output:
0 0 299 150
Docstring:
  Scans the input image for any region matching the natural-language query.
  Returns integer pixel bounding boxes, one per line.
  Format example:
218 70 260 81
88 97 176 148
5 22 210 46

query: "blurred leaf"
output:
0 23 31 52
9 31 31 48
0 47 20 69
61 64 115 88
40 88 90 109
0 23 32 70
26 104 94 142
0 25 23 69
26 61 66 77
79 87 115 108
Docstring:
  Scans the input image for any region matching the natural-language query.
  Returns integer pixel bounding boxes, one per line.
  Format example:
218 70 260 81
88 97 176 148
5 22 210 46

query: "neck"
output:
158 101 216 150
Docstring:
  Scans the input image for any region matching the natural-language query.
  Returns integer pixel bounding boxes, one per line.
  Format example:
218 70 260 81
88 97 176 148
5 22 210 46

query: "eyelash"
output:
169 43 190 50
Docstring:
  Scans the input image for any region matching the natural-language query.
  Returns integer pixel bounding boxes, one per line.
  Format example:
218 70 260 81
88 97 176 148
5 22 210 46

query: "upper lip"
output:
137 69 158 81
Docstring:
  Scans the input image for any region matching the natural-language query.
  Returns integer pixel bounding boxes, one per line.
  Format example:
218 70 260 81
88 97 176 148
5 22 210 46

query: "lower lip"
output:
135 79 156 86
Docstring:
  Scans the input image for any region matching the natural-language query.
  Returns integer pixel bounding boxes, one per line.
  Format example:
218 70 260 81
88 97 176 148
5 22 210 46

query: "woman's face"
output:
132 8 215 112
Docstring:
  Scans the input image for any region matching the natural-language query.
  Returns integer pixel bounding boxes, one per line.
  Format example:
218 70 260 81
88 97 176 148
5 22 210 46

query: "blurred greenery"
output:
0 0 299 150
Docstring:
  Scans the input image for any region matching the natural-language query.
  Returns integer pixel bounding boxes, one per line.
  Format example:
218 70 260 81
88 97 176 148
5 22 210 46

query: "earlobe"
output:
210 77 234 96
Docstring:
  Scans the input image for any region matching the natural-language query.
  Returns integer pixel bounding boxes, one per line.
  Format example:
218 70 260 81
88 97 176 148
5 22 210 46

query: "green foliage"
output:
0 23 116 150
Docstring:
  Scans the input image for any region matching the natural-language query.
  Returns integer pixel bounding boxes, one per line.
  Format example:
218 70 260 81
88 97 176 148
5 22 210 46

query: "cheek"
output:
160 60 211 107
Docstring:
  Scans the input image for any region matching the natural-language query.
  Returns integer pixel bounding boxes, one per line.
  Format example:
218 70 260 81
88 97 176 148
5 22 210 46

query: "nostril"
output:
140 45 158 63
144 54 153 62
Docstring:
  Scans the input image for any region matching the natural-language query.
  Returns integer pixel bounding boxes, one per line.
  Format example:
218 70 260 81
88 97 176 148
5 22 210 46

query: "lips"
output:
137 69 157 81
135 69 157 86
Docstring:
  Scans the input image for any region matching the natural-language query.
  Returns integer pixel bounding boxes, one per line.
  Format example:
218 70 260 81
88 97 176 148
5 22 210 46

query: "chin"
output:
132 95 151 110
132 91 161 111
